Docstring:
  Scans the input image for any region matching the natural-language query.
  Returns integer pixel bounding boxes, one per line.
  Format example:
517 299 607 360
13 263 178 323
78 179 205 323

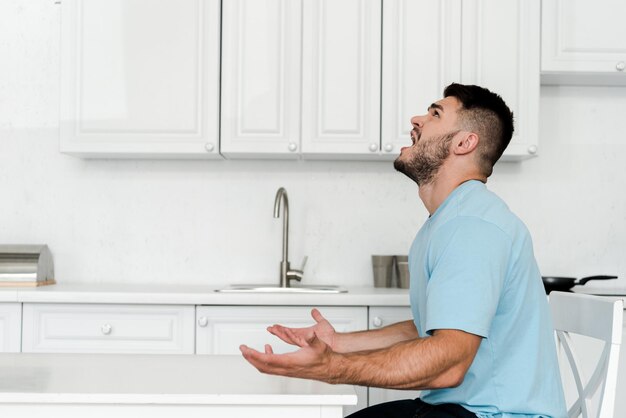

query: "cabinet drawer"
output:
22 303 194 354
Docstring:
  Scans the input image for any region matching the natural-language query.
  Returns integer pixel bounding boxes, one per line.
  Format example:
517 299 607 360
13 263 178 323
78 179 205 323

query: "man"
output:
240 83 567 418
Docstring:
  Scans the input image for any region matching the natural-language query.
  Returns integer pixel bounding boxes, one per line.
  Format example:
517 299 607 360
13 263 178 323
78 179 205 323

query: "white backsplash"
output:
1 1 625 287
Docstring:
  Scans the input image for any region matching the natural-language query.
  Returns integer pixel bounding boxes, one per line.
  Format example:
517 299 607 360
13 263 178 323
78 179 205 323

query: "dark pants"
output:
347 398 477 418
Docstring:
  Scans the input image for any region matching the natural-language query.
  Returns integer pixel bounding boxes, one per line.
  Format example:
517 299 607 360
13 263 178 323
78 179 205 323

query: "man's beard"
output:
393 130 459 186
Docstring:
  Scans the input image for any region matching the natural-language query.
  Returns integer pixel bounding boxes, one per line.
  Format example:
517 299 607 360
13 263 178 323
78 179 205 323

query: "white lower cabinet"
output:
195 305 368 416
0 303 21 353
22 303 195 354
367 307 420 406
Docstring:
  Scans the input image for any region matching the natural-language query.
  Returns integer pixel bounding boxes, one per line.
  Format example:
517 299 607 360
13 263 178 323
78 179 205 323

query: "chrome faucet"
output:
273 187 307 287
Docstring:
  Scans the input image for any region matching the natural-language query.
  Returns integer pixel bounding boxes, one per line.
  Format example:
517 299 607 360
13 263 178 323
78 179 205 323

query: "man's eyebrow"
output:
428 103 444 112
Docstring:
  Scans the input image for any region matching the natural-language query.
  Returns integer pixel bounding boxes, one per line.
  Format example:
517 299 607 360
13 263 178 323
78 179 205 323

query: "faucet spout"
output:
273 188 290 287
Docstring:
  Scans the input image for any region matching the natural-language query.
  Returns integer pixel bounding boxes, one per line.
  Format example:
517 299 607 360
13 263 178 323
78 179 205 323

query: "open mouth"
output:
410 129 420 144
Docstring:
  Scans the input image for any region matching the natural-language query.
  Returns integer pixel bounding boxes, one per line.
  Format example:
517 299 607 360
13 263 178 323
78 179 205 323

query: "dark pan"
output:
541 275 617 294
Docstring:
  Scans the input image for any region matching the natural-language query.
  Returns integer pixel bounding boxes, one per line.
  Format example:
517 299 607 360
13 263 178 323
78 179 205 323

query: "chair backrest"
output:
550 291 624 418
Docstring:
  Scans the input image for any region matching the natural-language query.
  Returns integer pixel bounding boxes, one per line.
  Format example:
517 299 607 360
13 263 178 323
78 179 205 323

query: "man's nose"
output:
410 114 425 129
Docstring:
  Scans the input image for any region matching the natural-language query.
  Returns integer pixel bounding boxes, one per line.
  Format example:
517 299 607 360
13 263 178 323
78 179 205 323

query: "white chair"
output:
550 291 624 418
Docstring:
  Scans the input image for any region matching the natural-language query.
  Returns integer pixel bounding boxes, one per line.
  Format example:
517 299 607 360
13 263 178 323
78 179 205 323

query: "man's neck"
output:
418 171 486 215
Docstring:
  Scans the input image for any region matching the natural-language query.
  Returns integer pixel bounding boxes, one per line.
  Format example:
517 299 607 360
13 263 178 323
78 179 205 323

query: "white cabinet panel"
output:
0 303 21 353
196 306 368 415
220 0 302 158
381 0 461 160
301 0 381 158
22 303 195 354
461 0 540 160
60 0 221 158
542 0 626 82
367 307 420 406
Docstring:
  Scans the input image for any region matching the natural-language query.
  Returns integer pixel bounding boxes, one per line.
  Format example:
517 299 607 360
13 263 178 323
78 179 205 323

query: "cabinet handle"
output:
204 143 215 152
368 143 378 152
101 324 112 335
197 316 209 327
617 61 625 72
288 142 298 152
383 143 394 153
527 145 538 155
372 316 383 328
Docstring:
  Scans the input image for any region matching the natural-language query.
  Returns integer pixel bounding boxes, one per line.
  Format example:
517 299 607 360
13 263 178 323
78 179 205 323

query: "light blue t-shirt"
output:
409 180 567 418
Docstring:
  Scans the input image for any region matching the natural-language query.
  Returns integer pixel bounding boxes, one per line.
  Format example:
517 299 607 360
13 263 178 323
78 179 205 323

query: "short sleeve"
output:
424 217 511 337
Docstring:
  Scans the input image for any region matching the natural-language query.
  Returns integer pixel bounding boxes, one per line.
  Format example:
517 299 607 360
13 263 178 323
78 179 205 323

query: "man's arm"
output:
332 319 419 353
240 327 481 390
335 329 481 389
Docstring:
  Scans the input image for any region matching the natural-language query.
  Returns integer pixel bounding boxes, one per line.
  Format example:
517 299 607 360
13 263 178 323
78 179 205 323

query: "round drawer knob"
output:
383 143 394 153
197 316 209 327
288 142 298 152
101 324 112 335
527 145 538 155
368 143 378 152
205 142 215 152
616 61 625 72
372 317 383 328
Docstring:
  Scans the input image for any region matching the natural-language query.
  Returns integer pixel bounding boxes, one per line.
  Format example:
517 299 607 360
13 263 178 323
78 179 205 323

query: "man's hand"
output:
239 331 339 383
267 308 338 350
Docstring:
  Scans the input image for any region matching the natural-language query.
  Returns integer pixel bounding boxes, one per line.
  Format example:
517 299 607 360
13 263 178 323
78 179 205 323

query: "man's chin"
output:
393 157 417 183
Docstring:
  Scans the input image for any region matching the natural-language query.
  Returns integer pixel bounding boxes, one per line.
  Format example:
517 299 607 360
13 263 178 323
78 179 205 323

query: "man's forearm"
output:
332 320 418 353
328 329 481 390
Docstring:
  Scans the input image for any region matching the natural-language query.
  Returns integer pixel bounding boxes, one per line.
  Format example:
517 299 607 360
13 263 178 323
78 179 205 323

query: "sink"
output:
215 285 347 294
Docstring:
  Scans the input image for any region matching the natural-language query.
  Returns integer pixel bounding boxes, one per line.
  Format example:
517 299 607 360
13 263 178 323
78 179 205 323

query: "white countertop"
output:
0 283 411 306
0 353 356 406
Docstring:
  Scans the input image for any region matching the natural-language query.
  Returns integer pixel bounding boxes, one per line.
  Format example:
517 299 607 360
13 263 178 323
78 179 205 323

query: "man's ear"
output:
453 132 479 155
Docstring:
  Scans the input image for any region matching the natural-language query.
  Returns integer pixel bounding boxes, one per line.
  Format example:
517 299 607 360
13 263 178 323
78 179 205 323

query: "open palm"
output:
267 308 337 350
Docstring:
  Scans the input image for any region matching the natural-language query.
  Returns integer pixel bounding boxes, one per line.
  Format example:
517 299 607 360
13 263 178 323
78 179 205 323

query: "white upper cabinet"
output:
220 0 302 159
300 0 381 159
381 0 461 160
59 0 540 161
60 0 221 158
221 0 382 160
541 0 626 84
461 0 540 159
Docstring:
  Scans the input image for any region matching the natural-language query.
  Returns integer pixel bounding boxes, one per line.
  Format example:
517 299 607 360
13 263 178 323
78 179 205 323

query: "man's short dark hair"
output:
443 83 514 177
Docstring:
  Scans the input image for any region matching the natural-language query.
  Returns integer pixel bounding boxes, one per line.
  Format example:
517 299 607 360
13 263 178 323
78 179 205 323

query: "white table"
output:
0 353 357 417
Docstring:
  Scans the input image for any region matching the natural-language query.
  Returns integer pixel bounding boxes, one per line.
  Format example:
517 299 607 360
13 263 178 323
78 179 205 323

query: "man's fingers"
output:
268 325 296 344
311 308 325 323
240 345 293 376
286 327 309 347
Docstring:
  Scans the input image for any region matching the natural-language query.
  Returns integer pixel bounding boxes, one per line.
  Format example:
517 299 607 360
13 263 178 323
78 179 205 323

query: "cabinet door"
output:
220 0 302 159
367 307 421 406
22 303 195 354
59 0 221 158
0 303 21 353
381 0 461 160
196 306 368 415
461 0 540 160
542 0 626 81
301 0 381 159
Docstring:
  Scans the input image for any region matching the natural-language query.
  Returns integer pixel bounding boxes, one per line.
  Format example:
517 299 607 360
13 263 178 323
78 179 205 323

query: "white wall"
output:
1 1 625 288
